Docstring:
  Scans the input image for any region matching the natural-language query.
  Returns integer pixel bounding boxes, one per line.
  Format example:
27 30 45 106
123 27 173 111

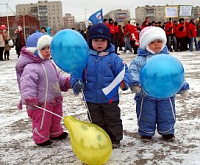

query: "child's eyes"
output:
93 39 106 42
150 40 162 44
41 46 50 50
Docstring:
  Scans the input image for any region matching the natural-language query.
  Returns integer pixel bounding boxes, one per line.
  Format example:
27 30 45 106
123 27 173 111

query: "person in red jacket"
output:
165 18 178 52
175 18 188 51
103 18 109 26
123 20 132 53
113 21 119 54
142 17 150 29
0 27 5 61
188 19 199 51
130 20 139 54
107 18 116 44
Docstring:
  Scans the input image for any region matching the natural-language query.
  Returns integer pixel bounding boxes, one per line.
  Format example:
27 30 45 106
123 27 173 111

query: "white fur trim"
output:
18 26 22 31
130 20 136 26
37 35 52 59
38 51 45 59
37 35 52 50
26 47 37 54
146 45 156 54
140 27 166 50
146 43 165 54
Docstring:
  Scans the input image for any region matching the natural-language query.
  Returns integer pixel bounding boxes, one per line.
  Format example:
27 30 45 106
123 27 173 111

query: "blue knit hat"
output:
88 23 111 50
26 32 44 47
26 32 52 59
26 32 44 56
89 23 111 40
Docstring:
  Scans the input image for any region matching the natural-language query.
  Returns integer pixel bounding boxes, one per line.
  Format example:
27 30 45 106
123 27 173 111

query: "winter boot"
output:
141 136 152 142
112 140 120 149
162 134 175 142
36 140 52 147
50 132 68 140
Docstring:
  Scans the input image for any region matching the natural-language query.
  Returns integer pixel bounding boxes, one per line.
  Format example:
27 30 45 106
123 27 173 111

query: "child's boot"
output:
141 136 152 142
36 140 52 147
50 132 68 140
112 140 120 149
162 134 175 141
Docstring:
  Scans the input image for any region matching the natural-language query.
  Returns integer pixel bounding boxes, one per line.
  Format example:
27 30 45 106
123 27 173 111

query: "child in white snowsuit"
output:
129 26 189 142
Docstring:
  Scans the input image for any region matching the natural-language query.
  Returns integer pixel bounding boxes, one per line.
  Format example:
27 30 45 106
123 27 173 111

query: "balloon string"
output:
81 89 92 122
34 105 63 119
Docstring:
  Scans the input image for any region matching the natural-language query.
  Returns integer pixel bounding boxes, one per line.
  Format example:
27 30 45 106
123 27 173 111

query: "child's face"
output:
92 39 107 52
40 45 51 59
148 40 163 53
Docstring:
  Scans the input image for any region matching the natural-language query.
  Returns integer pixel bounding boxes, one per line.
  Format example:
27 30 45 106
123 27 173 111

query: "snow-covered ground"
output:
0 48 200 165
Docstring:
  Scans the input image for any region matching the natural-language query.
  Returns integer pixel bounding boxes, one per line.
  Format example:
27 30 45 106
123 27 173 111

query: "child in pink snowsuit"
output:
16 32 71 146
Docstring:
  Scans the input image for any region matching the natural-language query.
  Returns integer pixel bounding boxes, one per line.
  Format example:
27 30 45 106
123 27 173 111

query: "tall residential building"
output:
191 6 200 18
63 13 75 29
135 5 165 26
16 0 63 34
104 9 130 26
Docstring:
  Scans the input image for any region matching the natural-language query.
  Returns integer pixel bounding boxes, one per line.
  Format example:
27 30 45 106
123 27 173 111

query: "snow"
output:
0 48 200 165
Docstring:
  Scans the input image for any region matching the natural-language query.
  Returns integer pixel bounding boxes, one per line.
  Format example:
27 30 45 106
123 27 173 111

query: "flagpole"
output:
85 9 87 22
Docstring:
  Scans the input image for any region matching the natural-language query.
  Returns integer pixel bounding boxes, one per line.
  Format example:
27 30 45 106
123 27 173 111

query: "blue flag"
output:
88 9 103 24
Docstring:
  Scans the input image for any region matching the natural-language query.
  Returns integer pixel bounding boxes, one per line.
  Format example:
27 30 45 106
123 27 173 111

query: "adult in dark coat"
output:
15 26 25 57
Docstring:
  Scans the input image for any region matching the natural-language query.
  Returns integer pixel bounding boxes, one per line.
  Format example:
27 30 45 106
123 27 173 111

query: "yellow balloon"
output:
64 116 112 165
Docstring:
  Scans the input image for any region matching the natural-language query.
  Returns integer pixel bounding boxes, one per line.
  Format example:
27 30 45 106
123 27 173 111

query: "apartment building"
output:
63 13 75 29
104 9 130 26
16 0 63 34
135 5 165 26
135 5 200 26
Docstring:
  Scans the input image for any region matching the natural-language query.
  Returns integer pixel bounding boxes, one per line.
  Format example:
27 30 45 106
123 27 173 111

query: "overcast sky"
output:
0 0 200 21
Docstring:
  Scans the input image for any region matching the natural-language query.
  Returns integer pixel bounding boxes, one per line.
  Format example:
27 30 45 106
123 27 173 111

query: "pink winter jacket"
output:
16 47 71 109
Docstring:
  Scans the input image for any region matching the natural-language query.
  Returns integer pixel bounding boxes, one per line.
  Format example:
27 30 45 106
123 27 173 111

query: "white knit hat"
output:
37 35 52 59
130 20 136 26
26 33 52 59
139 26 166 50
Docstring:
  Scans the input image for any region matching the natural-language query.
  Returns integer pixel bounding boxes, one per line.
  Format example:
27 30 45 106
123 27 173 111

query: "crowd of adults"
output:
0 25 53 61
101 16 200 54
1 16 200 61
0 25 25 61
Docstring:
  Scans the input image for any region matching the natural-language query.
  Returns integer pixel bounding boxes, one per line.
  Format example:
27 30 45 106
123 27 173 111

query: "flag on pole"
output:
102 65 125 102
88 9 103 24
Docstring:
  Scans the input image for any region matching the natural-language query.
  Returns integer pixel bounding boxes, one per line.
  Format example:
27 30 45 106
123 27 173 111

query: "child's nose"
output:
46 48 50 52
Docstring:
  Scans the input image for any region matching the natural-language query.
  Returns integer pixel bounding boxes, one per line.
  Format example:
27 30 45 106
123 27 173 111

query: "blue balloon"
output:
139 54 184 98
50 29 89 78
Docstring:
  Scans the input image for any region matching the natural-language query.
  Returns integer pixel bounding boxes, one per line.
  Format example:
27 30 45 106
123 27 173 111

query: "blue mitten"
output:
73 80 84 95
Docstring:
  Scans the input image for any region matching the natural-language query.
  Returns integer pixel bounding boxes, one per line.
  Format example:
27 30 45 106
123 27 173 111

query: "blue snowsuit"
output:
129 46 189 137
71 44 132 103
71 43 132 142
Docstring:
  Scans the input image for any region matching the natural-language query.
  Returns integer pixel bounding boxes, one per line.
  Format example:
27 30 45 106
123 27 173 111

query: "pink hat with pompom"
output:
139 26 166 50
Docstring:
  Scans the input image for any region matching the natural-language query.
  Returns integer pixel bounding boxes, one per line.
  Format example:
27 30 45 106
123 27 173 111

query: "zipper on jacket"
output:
40 63 49 129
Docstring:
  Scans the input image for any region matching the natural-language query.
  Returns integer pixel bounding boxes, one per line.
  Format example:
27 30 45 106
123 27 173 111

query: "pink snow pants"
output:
27 102 64 144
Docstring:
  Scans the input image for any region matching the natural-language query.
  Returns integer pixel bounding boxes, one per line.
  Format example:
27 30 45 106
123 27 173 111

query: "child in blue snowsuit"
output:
129 26 189 141
71 23 132 148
